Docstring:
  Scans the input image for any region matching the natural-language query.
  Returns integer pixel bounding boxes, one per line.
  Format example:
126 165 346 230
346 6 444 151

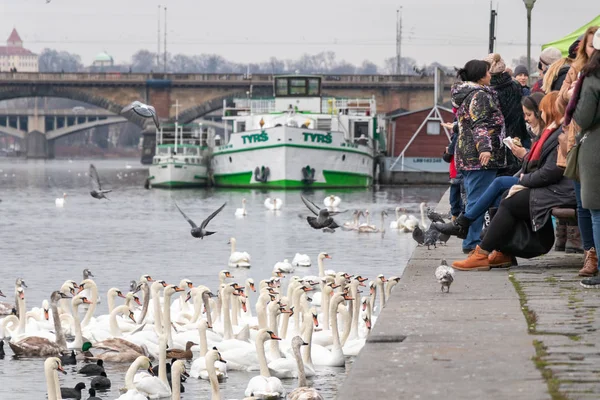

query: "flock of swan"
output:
1 247 401 400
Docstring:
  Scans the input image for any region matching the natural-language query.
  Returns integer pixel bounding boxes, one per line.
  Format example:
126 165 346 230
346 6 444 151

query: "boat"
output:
210 75 380 188
147 122 210 188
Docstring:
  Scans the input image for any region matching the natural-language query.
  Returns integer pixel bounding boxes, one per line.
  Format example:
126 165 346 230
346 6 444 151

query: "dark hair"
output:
521 92 544 120
582 50 600 77
456 60 490 82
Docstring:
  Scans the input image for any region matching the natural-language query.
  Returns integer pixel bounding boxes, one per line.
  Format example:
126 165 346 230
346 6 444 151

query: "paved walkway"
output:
337 190 594 400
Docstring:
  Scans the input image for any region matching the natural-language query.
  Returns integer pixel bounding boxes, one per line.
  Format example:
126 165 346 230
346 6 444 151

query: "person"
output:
542 56 572 94
484 53 529 173
451 91 576 271
574 30 600 287
557 26 599 275
531 47 563 94
442 117 464 220
451 59 506 253
514 65 530 96
436 92 545 242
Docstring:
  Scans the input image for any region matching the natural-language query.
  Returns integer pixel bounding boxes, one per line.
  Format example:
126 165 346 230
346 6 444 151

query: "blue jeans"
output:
462 169 498 250
589 210 600 268
574 181 595 250
464 176 518 221
449 183 464 217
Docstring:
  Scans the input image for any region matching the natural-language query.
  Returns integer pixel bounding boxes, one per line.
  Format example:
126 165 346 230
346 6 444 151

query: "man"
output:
513 65 530 96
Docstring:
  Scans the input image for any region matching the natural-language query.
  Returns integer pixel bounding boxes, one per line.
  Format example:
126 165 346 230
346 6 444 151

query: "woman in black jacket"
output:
451 91 576 271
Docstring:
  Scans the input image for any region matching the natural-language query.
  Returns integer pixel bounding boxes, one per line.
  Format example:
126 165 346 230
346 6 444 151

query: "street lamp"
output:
523 0 536 84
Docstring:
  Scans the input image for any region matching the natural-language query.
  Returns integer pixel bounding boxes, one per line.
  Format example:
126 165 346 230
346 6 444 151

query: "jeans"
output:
449 183 464 217
589 210 600 269
462 169 498 250
464 176 518 221
574 180 595 250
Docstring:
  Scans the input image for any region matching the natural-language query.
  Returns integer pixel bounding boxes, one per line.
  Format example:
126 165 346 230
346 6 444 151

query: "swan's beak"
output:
325 255 332 259
69 288 76 295
129 312 136 323
77 285 85 294
207 322 213 329
0 291 5 298
117 291 126 299
147 366 155 376
241 302 247 313
249 283 256 292
362 302 367 312
174 286 185 292
134 296 142 306
225 272 233 278
185 292 192 302
380 276 388 282
18 291 24 300
82 297 93 305
187 282 193 288
343 294 354 301
57 364 67 375
146 276 154 282
302 286 314 292
369 287 375 295
357 276 368 283
182 370 190 378
218 354 227 363
44 309 49 320
160 281 168 287
364 317 372 330
268 332 282 340
312 314 319 327
302 341 309 346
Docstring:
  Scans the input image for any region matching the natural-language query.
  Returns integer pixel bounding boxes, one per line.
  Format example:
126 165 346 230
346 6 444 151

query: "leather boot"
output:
488 250 513 268
480 207 498 240
434 213 471 240
579 248 598 277
566 223 584 254
554 220 567 252
452 246 491 271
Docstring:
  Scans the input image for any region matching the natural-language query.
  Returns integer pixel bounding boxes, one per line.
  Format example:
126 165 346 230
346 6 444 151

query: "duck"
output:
90 371 111 389
228 237 251 268
244 329 286 398
291 253 311 267
59 350 77 365
78 359 104 376
323 194 341 209
60 382 86 399
264 197 283 211
87 388 101 400
44 357 67 400
166 340 197 359
55 193 67 207
235 198 248 217
288 336 324 400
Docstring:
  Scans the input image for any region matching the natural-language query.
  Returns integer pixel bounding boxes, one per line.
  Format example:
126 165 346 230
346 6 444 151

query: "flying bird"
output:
120 101 160 129
300 195 346 232
435 260 455 293
174 202 226 239
89 164 112 200
426 207 446 224
412 225 424 245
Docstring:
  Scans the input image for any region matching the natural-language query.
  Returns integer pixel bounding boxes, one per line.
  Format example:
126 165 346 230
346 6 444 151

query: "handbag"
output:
564 141 580 181
494 218 555 259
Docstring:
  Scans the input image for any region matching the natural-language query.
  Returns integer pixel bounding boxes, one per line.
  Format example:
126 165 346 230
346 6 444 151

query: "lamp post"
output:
523 0 536 84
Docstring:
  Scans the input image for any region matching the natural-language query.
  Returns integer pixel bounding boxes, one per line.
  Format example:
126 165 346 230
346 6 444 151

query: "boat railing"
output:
224 99 277 115
224 97 377 116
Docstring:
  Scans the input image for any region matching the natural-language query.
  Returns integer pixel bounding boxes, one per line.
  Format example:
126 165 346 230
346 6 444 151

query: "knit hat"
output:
539 47 562 67
513 65 529 77
594 29 600 50
568 35 583 59
483 53 506 74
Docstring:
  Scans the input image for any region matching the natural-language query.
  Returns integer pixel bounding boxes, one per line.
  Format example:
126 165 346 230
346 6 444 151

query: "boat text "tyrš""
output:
241 132 269 144
303 132 332 144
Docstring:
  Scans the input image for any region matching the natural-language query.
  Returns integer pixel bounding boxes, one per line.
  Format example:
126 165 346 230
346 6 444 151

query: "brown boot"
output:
554 221 567 251
489 251 513 268
566 224 584 254
452 246 491 271
579 248 598 277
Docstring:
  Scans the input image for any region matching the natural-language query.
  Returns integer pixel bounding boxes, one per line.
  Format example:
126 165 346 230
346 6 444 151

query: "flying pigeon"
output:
435 260 455 293
89 164 112 200
120 101 160 129
426 207 446 224
300 195 346 232
174 202 226 239
412 225 424 245
423 226 440 250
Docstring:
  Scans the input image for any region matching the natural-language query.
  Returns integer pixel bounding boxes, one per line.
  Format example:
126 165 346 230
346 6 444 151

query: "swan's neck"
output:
256 297 268 330
124 358 142 390
203 292 213 328
72 303 83 349
206 357 221 400
152 288 163 336
163 292 174 348
322 290 331 330
420 204 427 228
199 326 208 357
280 306 292 340
51 302 66 349
231 293 239 327
171 367 182 400
81 284 97 327
1 315 18 337
330 299 342 350
339 303 352 346
45 364 58 400
301 315 314 366
378 281 386 310
109 307 123 337
138 283 150 324
293 344 307 388
245 285 253 318
159 335 168 387
268 307 281 360
222 291 233 340
350 285 360 339
17 296 26 335
191 292 201 323
107 292 116 315
256 337 271 377
230 240 236 254
318 258 325 277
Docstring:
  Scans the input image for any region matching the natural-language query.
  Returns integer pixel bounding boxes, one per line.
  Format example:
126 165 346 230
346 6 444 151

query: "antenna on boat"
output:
171 99 180 122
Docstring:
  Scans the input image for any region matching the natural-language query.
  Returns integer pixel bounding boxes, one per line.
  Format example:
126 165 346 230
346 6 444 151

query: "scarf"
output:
564 74 585 126
524 126 556 172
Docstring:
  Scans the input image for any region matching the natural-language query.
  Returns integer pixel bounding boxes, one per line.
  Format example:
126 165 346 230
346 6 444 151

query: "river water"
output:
0 158 446 399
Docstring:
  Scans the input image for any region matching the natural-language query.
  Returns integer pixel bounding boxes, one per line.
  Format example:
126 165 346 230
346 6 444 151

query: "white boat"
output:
210 75 381 188
148 122 209 188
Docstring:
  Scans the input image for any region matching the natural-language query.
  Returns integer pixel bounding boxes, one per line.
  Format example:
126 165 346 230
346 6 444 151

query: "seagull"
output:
300 195 346 232
120 101 160 129
426 207 446 224
89 164 112 200
174 202 226 239
435 260 455 293
412 225 424 245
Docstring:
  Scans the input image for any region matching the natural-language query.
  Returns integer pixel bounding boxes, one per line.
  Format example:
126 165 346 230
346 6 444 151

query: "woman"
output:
574 32 600 287
557 26 599 275
436 93 545 244
451 60 506 253
452 91 576 271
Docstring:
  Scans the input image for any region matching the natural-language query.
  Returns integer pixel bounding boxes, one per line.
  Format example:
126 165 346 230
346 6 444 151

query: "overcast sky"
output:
0 0 598 70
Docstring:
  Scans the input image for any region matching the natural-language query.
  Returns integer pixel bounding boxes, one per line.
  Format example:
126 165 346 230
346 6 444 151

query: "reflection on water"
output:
0 158 446 399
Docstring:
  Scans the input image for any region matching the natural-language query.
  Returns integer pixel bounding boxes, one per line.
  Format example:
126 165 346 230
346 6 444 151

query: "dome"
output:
94 52 113 62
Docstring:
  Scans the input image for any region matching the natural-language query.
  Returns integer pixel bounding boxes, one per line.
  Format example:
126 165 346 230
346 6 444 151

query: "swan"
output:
385 276 401 302
0 289 15 315
116 356 155 400
45 357 67 400
235 198 248 217
268 311 316 379
204 349 228 400
291 253 311 267
288 336 324 400
307 252 333 307
264 197 282 211
245 329 286 398
342 210 361 231
170 360 188 400
190 320 228 381
228 237 251 268
134 333 171 399
323 195 341 209
273 259 294 273
78 279 98 327
358 210 377 230
311 293 349 367
403 202 428 232
55 193 67 208
68 294 93 350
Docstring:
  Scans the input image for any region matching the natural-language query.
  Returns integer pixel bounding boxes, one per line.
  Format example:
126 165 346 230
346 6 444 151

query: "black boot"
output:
433 213 471 239
480 207 499 240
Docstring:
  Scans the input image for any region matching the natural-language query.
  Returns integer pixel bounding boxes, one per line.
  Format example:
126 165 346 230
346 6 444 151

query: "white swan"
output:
273 259 294 273
389 207 408 229
245 329 286 398
343 210 361 231
204 349 228 400
116 356 154 400
323 195 341 208
403 202 428 232
189 320 228 381
311 293 349 367
55 193 67 208
228 237 251 268
44 357 66 400
134 333 171 398
170 360 188 400
264 197 282 211
291 253 311 267
235 198 248 217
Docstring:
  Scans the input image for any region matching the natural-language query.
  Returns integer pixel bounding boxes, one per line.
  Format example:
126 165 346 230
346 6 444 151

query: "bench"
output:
552 207 582 253
552 207 577 222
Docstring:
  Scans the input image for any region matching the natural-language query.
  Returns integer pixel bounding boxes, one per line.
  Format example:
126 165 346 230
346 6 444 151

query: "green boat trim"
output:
212 143 373 158
151 180 208 188
213 170 372 189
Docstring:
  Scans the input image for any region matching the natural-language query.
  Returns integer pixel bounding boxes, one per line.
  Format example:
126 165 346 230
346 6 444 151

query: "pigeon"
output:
423 226 440 250
300 195 346 232
435 260 455 293
174 202 226 239
120 101 160 129
412 225 424 245
438 231 450 246
89 164 112 200
426 207 446 224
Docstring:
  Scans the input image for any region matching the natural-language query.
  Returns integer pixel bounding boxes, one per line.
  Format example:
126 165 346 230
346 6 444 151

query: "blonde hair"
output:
572 26 599 72
542 58 571 93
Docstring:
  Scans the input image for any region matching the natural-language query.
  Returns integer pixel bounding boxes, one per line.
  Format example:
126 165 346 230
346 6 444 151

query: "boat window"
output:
308 79 320 95
353 121 369 139
184 158 189 163
290 79 307 96
276 79 288 96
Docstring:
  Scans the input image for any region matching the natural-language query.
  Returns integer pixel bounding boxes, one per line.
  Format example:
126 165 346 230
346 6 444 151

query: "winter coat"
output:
518 126 576 231
551 65 570 92
574 71 600 209
520 85 531 97
451 81 506 171
557 65 582 167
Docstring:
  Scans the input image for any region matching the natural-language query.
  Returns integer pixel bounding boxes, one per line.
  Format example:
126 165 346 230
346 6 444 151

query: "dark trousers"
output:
480 188 531 252
449 182 464 217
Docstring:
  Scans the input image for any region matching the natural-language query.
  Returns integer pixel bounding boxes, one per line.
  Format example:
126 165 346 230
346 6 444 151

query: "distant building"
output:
0 28 39 72
92 51 114 69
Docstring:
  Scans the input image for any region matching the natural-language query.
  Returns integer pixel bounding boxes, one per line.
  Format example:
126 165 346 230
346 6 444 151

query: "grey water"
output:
0 158 446 399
